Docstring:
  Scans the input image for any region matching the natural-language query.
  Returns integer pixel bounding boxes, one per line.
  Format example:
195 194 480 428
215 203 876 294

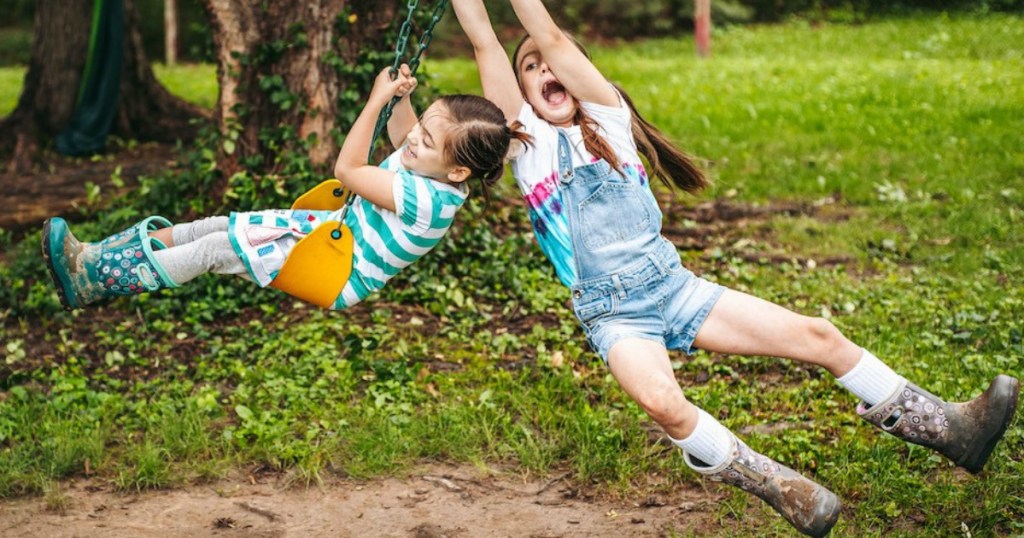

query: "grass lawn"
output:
1 13 1021 537
0 66 24 117
0 63 218 116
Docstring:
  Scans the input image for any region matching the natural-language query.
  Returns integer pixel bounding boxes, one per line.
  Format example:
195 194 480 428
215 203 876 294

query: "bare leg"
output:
607 336 841 536
693 289 862 377
607 338 697 439
152 227 174 247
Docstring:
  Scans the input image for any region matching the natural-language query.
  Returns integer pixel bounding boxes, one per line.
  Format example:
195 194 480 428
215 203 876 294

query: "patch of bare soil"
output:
0 143 178 235
0 465 728 538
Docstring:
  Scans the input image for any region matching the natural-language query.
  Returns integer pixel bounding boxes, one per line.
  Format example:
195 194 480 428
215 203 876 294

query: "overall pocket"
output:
572 291 616 330
578 180 652 250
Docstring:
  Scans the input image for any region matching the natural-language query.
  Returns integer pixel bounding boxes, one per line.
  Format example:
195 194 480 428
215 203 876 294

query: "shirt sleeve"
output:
580 87 638 154
392 172 466 232
393 170 432 230
512 104 556 177
580 89 632 136
517 103 542 132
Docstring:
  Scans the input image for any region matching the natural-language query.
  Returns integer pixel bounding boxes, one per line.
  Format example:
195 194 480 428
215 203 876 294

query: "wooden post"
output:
164 0 178 65
695 0 711 58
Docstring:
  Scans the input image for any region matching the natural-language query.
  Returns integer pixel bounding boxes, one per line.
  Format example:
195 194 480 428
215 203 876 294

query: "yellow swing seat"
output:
268 179 356 309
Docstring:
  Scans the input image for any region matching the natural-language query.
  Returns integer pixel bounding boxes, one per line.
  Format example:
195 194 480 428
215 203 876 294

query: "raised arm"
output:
451 0 523 122
507 0 618 107
333 67 415 212
386 64 419 148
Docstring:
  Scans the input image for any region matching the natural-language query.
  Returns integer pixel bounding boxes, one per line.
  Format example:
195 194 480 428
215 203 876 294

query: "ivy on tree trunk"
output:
201 0 429 181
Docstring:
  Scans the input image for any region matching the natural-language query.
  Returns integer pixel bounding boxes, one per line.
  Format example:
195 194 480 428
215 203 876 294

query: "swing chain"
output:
370 0 449 159
406 0 448 74
336 0 448 234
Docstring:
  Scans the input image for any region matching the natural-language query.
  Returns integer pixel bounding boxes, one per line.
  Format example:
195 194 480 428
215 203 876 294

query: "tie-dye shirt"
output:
511 92 655 287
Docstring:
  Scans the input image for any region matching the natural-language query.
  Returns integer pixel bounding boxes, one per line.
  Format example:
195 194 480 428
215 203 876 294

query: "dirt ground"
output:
0 464 726 538
0 143 177 236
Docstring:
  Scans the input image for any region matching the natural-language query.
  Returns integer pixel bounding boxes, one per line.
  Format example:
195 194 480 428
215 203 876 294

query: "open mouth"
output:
541 80 568 106
403 146 417 160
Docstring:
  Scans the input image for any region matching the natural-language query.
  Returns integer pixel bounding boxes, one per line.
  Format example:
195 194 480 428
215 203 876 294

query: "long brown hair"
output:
512 35 708 194
437 94 532 200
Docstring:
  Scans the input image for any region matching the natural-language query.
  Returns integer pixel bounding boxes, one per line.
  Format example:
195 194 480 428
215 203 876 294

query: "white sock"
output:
670 408 734 468
837 349 906 406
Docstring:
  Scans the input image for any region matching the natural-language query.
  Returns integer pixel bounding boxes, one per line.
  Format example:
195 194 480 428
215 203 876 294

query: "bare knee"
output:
804 317 841 352
802 317 859 372
632 378 691 432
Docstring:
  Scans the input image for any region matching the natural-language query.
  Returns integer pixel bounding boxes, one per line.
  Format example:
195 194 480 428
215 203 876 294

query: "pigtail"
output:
576 107 624 177
503 120 532 163
614 84 709 194
512 32 708 195
439 96 533 203
480 121 532 187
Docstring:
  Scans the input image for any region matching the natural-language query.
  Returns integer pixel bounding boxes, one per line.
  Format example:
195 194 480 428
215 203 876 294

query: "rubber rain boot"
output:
684 435 841 537
858 376 1020 474
42 216 179 309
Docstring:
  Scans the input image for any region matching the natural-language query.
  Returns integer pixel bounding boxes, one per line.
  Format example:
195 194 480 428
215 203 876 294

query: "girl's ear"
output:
447 166 471 184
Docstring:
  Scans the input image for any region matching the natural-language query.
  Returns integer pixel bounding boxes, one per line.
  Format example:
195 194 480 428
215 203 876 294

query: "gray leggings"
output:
151 216 251 284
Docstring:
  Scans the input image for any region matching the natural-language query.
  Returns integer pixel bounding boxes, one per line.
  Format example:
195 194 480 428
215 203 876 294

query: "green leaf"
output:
235 405 253 421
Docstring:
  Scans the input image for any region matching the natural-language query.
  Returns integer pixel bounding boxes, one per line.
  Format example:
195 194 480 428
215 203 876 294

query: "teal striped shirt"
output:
333 149 468 308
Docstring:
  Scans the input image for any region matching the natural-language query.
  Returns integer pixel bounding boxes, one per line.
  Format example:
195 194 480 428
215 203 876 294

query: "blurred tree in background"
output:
2 0 1021 67
0 0 203 171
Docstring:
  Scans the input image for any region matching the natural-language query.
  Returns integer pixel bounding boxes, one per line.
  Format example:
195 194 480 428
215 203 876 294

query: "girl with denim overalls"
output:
451 1 1020 536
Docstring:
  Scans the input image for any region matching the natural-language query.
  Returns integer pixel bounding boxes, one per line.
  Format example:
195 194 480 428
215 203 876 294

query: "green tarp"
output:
56 0 123 157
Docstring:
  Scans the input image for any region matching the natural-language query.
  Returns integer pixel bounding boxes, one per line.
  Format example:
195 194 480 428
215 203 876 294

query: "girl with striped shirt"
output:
43 64 529 310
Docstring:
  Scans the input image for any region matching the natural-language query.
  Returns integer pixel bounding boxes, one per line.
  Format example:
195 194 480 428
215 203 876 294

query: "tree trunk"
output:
117 0 205 143
165 0 179 66
695 0 712 58
0 0 205 173
201 0 402 177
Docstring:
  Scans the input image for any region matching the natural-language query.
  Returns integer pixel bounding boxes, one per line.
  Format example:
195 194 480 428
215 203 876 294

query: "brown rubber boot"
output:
683 436 841 537
858 375 1020 474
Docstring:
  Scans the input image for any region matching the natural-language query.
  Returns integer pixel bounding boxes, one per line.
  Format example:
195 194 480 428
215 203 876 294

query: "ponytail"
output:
614 84 709 194
478 120 532 186
440 95 533 202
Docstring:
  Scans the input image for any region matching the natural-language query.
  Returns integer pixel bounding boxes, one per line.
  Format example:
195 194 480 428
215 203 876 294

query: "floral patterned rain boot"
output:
858 375 1020 474
42 216 179 309
683 435 841 537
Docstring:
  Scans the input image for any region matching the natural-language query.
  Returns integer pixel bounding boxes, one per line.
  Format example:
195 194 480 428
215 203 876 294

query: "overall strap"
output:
557 130 574 184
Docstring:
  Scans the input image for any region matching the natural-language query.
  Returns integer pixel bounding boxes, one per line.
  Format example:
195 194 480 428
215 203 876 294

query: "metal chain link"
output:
370 0 449 159
335 0 448 233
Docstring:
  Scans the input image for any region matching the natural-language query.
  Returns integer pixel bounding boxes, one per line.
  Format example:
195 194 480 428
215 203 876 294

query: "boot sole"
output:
961 374 1021 474
41 219 77 310
807 490 841 538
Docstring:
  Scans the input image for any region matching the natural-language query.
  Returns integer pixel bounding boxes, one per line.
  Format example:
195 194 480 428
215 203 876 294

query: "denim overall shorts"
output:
556 131 725 362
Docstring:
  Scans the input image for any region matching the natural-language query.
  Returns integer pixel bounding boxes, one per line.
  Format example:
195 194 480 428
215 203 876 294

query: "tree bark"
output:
117 0 205 144
201 0 400 176
165 0 179 66
0 0 205 173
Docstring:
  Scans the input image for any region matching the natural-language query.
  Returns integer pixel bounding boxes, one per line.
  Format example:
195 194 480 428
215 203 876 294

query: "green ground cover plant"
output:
1 13 1021 537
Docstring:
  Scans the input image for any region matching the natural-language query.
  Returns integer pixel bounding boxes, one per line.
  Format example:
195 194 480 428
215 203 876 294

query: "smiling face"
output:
514 38 576 127
400 101 458 181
